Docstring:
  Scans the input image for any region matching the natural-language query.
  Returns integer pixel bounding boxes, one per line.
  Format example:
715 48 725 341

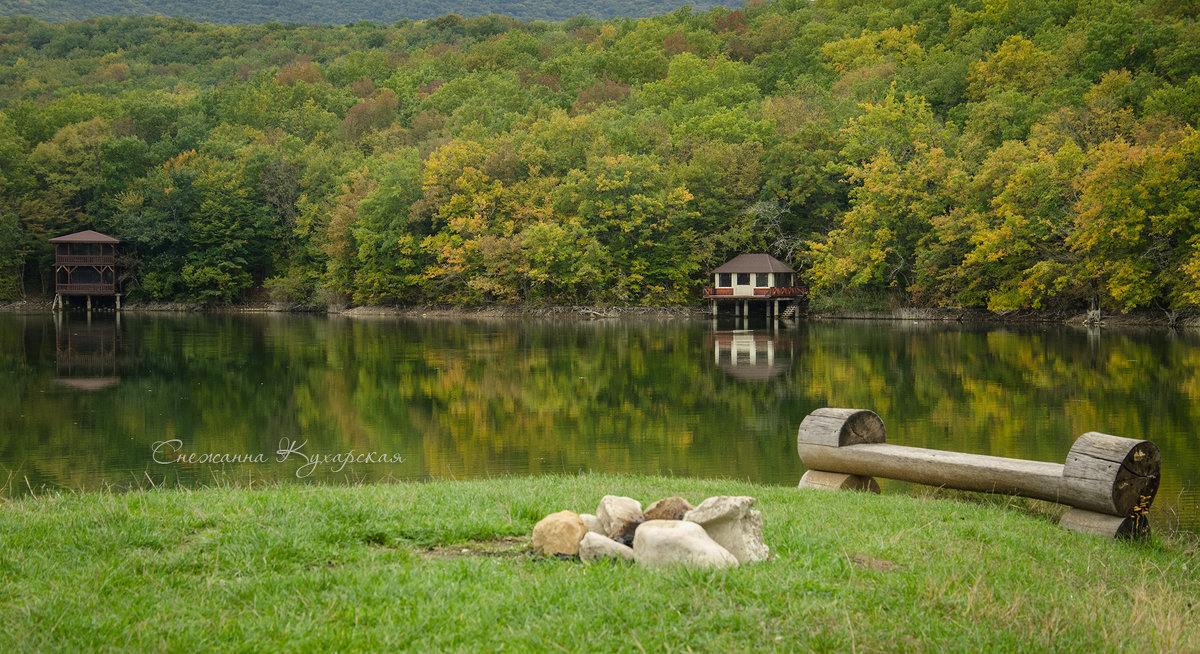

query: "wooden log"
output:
796 408 886 447
1059 432 1161 517
1059 508 1150 540
798 470 881 493
799 441 1066 500
796 408 1161 518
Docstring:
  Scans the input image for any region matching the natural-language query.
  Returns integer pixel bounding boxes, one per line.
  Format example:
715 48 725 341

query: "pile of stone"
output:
531 494 769 568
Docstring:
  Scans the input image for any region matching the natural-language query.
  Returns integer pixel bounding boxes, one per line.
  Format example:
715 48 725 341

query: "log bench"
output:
796 408 1161 539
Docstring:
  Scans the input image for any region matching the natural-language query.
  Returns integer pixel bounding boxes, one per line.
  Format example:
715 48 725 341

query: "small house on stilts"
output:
49 230 121 312
703 253 807 320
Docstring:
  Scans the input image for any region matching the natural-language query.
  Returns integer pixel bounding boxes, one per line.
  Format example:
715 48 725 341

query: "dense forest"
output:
1 0 1198 311
0 0 740 25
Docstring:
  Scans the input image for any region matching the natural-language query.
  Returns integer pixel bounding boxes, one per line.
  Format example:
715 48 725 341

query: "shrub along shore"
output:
1 474 1196 652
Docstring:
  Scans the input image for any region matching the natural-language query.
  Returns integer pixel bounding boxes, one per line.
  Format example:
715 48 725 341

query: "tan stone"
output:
531 510 587 557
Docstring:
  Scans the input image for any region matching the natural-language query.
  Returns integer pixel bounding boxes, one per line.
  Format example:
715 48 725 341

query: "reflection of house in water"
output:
54 315 121 391
707 330 793 381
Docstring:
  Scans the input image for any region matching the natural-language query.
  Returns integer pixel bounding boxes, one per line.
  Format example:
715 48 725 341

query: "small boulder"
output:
596 495 644 546
633 520 738 569
684 496 769 564
644 496 694 521
579 532 636 562
532 510 588 557
579 513 604 534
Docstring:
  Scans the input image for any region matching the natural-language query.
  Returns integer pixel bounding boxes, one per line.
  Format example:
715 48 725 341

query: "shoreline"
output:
3 297 1198 328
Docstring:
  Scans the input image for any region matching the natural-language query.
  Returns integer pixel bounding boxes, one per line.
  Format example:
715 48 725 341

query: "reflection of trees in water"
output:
345 320 809 483
0 316 812 494
799 322 1200 529
1 315 1198 532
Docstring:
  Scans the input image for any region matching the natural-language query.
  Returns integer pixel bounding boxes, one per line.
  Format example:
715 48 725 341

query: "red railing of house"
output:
703 286 807 299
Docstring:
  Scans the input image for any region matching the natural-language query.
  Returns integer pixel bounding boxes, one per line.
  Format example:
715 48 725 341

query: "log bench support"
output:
796 408 1161 539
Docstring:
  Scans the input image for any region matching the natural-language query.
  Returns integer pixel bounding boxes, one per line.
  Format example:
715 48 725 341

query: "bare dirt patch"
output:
418 535 534 559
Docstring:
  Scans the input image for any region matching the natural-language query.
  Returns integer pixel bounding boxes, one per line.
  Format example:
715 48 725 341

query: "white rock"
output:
579 513 604 534
685 495 755 523
684 496 769 564
632 520 738 569
596 495 644 546
579 532 636 562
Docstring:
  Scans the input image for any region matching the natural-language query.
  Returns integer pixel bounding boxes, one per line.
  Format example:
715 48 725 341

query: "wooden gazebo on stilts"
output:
49 230 121 312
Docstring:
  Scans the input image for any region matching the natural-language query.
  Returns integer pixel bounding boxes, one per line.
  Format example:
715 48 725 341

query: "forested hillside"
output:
1 0 1198 310
0 0 740 25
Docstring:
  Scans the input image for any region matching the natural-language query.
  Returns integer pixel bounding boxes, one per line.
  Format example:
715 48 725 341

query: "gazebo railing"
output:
55 255 115 266
56 283 116 294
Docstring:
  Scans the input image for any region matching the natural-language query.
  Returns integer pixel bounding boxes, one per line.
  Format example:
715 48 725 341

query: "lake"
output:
1 311 1197 534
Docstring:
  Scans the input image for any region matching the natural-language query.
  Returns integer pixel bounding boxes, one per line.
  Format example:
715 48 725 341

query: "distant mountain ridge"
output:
0 0 742 24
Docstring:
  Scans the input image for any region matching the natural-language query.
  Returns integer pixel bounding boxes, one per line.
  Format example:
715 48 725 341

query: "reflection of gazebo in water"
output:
49 230 121 311
54 314 121 391
707 330 793 381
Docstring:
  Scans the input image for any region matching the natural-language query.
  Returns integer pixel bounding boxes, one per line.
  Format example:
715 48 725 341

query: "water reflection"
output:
53 313 122 391
708 330 794 381
0 313 1196 534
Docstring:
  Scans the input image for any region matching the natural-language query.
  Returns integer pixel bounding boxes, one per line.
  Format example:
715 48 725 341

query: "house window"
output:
756 273 770 287
737 273 750 286
718 273 732 288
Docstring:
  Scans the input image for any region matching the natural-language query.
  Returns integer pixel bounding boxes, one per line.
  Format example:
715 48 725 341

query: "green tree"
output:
352 150 426 303
1069 128 1200 311
809 91 956 296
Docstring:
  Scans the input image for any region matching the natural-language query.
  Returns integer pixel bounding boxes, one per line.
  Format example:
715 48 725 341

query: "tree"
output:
555 153 702 303
351 150 425 303
954 138 1084 309
809 91 957 297
182 153 273 303
112 150 199 299
1070 128 1200 311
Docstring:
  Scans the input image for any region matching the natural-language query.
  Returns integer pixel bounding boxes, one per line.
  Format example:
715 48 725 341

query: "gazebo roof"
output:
712 253 794 274
49 230 119 244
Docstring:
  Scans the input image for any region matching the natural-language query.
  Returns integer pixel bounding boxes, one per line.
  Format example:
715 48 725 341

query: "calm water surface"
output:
1 312 1197 534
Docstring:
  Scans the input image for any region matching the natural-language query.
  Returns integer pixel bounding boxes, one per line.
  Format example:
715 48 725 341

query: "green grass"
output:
1 474 1197 652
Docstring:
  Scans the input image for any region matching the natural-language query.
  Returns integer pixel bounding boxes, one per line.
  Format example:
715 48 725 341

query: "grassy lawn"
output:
1 474 1197 652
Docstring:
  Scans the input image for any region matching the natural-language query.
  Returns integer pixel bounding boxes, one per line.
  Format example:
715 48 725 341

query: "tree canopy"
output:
1 0 1198 312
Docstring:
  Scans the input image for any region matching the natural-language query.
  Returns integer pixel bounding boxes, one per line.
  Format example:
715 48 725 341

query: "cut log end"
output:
797 408 887 449
1059 508 1151 540
798 469 881 493
1063 433 1161 516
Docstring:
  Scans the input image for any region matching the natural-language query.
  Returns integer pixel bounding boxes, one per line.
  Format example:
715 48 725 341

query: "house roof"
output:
712 253 795 274
49 230 120 244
